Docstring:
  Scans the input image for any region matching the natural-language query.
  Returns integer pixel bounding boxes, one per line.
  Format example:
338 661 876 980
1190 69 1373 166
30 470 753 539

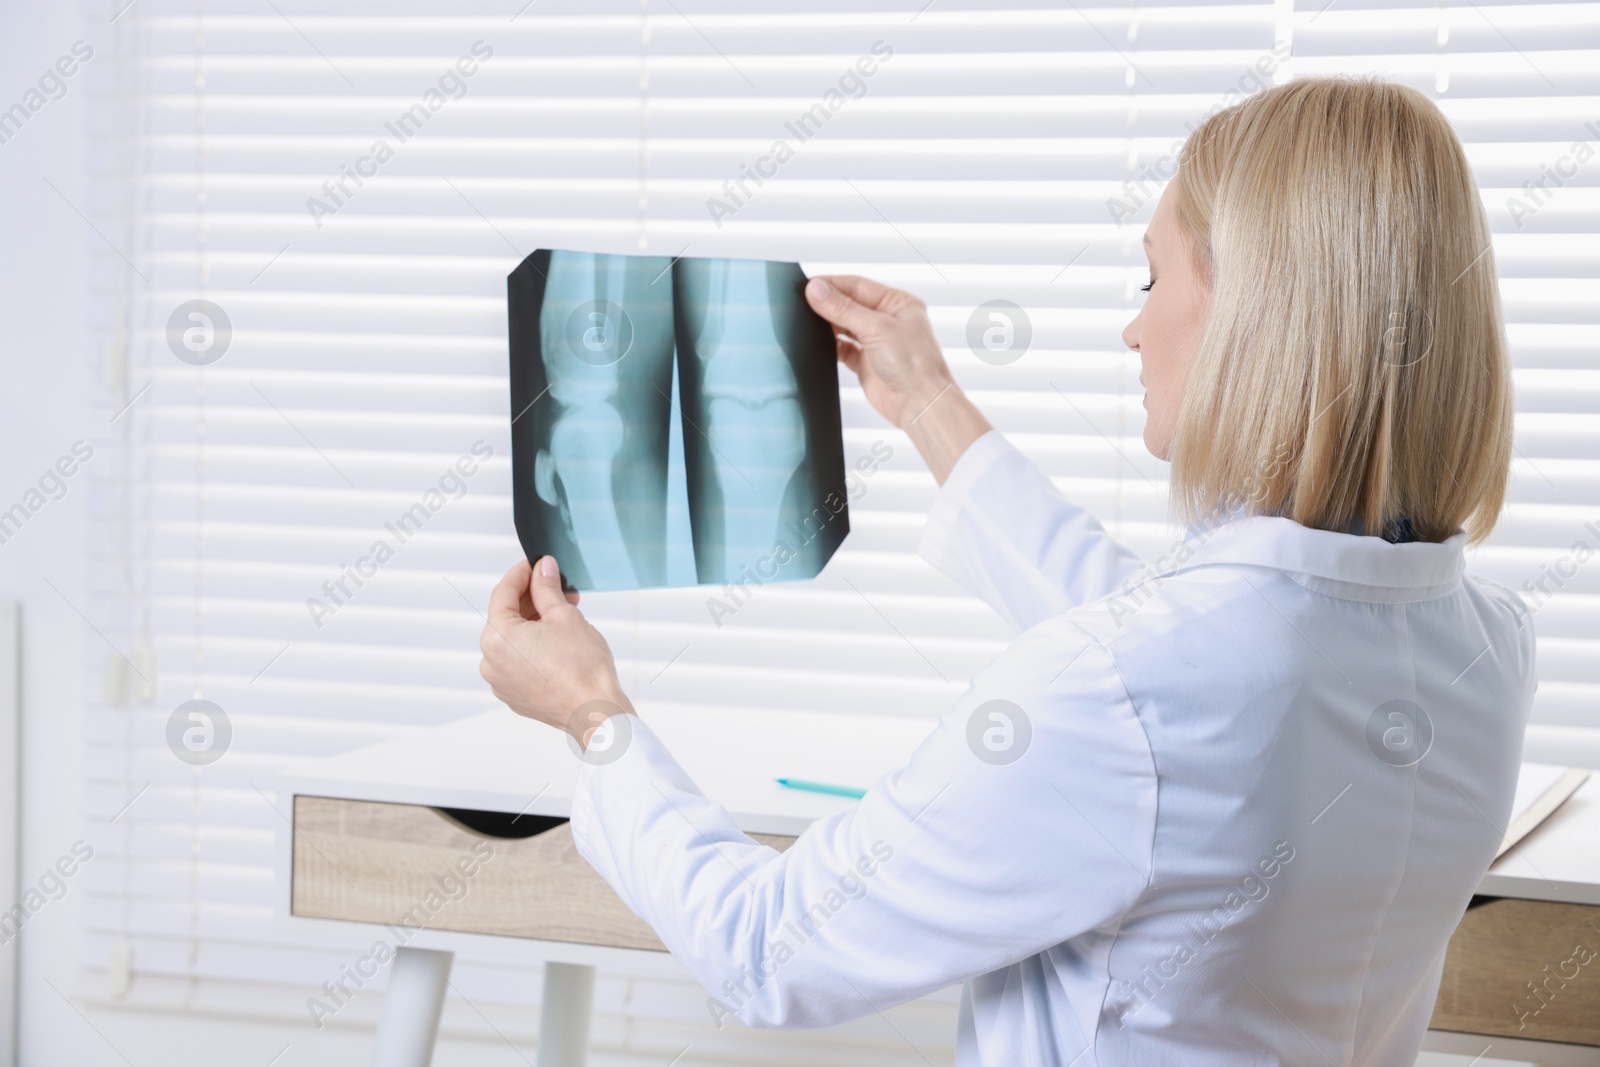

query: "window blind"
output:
77 0 1600 1060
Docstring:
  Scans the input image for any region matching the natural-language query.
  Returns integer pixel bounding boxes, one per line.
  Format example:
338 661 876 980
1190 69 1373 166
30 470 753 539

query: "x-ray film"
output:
508 249 849 593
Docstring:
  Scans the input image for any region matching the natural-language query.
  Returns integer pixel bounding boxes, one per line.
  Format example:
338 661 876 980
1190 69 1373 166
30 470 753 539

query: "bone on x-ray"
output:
507 249 850 593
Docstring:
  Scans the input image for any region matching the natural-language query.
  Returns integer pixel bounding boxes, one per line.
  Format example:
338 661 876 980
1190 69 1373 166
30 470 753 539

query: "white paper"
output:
1510 761 1568 826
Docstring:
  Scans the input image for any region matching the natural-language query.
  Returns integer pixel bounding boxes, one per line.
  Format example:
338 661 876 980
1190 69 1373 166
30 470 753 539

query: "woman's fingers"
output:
487 556 578 628
809 271 951 431
528 554 573 620
488 558 534 625
479 556 633 733
838 344 863 377
833 326 864 373
806 276 879 338
814 273 897 311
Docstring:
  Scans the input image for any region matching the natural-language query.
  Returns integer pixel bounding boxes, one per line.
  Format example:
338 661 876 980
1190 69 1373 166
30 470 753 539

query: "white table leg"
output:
537 961 595 1067
371 946 454 1067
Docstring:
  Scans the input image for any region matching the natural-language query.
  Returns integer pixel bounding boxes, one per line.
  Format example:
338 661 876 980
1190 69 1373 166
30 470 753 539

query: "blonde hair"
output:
1168 77 1511 545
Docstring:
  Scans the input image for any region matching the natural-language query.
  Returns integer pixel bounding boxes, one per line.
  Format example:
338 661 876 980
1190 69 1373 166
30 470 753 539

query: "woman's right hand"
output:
805 274 993 485
804 275 952 430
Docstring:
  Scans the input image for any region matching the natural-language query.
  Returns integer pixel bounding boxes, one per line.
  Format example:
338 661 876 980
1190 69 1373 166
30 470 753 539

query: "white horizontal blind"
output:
77 0 1598 1058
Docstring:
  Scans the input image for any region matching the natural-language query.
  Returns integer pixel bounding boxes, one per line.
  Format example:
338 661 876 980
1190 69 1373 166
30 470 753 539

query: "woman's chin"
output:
1142 426 1171 462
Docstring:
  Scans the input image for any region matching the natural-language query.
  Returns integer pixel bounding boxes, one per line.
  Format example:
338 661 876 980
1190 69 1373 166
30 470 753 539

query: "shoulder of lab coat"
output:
917 430 1147 630
571 611 1158 1030
1463 573 1539 679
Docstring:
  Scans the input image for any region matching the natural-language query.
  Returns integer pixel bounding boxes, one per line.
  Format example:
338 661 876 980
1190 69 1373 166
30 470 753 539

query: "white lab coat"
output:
572 431 1536 1066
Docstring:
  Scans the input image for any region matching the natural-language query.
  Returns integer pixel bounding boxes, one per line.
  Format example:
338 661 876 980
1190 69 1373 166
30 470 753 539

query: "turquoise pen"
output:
775 777 866 799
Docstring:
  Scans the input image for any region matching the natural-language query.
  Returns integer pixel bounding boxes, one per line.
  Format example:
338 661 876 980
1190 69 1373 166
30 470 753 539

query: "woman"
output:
479 77 1533 1065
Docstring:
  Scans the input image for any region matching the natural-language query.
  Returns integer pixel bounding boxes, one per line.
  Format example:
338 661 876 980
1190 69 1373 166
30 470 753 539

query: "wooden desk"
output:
274 707 928 1066
1422 777 1600 1066
277 712 1600 1067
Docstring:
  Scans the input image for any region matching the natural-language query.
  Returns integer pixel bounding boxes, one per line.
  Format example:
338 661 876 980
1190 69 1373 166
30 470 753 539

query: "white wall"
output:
0 0 96 1060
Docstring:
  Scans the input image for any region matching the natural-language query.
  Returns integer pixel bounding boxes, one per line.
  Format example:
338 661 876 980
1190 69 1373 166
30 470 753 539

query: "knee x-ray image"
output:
508 249 849 593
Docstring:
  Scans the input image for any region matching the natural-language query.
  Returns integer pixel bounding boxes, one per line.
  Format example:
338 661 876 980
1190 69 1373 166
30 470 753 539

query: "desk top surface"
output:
279 705 929 836
281 708 1600 901
1481 775 1600 906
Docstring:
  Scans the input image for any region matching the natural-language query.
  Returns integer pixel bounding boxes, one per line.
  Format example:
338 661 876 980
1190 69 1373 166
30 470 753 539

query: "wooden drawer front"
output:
292 796 795 952
1430 897 1600 1047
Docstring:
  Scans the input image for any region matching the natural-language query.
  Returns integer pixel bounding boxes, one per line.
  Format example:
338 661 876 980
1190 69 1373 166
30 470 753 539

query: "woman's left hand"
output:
478 556 634 746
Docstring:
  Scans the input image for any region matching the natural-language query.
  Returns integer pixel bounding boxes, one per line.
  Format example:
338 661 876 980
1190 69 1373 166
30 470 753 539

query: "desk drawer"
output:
291 795 795 951
1430 897 1600 1047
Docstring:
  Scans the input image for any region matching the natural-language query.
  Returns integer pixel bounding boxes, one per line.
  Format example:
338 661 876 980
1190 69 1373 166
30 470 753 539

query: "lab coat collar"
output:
1175 514 1467 600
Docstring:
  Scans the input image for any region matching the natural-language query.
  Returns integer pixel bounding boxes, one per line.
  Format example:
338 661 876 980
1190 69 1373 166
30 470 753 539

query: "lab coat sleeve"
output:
917 430 1148 631
570 618 1158 1030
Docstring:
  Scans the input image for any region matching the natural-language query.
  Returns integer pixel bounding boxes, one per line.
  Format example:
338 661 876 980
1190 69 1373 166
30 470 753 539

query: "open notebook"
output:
1497 762 1591 859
